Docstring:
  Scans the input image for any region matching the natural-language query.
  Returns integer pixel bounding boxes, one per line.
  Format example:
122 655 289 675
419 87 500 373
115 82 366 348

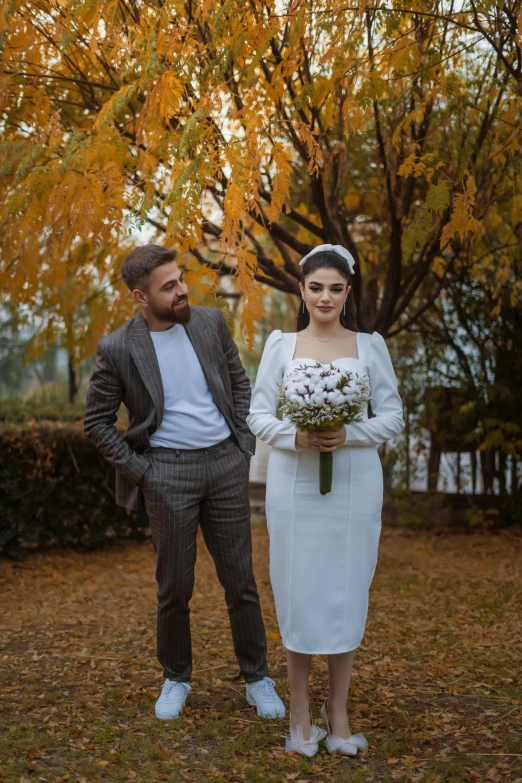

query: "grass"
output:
1 525 521 783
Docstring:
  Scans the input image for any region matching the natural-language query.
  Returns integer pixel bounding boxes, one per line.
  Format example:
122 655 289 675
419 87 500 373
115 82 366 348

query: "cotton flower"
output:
280 365 369 427
343 388 358 401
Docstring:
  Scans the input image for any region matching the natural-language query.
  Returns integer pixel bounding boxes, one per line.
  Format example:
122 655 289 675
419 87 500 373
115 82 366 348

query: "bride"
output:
247 245 404 757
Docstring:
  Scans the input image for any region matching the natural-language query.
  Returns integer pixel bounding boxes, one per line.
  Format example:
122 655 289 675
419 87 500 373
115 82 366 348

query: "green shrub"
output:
0 422 149 558
383 488 513 529
0 397 84 423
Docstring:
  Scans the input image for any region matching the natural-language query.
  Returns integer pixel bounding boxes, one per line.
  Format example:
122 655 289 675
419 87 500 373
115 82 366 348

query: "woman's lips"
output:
317 306 334 312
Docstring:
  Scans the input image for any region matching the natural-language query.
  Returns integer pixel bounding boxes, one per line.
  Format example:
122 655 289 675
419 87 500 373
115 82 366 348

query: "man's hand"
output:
295 427 346 452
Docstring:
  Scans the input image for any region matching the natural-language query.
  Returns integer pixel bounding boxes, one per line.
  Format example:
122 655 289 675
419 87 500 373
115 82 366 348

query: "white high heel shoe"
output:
285 709 327 757
320 700 368 756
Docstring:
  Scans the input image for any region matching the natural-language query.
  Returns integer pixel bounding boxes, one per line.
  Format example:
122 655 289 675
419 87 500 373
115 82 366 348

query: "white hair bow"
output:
299 244 356 274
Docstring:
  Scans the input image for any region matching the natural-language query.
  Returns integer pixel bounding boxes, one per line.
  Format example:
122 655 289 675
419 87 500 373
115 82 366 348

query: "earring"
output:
302 300 306 313
343 300 346 316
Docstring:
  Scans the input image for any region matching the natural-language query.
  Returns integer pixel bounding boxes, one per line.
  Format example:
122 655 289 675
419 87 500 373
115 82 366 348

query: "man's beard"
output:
152 298 191 325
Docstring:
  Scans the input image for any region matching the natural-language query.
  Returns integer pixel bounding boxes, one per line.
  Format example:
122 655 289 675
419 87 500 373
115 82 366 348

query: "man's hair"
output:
121 244 177 291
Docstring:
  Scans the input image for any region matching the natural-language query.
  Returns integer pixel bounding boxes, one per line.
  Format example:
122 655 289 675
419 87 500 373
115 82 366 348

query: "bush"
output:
0 395 85 423
383 488 514 529
0 422 150 558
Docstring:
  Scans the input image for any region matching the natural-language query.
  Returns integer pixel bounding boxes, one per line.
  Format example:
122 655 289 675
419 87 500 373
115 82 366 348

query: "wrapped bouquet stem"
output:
278 363 371 495
319 451 333 496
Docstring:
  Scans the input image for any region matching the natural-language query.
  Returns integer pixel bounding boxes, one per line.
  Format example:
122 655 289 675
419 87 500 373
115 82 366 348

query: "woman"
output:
247 245 404 757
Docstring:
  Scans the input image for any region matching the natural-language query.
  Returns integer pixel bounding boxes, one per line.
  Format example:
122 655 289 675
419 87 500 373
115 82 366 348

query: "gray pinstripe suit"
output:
84 307 268 683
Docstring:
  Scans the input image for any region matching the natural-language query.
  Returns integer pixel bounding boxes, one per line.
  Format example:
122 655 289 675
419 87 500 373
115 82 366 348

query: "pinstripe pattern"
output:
143 439 267 682
84 306 266 683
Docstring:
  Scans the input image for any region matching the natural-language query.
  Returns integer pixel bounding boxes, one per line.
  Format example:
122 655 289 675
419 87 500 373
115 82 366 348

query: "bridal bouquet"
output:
277 363 371 495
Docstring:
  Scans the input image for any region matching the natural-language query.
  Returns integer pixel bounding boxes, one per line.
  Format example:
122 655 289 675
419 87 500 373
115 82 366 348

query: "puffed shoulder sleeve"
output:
344 332 405 447
247 331 300 450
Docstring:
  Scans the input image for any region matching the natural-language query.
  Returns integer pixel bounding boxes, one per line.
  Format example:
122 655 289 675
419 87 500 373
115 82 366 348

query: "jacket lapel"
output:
128 313 164 425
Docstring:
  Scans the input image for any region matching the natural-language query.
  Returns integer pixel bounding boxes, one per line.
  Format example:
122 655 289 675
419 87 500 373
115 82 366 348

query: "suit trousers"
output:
141 438 268 683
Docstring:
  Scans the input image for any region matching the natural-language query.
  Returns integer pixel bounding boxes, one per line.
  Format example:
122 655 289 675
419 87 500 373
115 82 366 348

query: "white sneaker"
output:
246 677 286 718
155 680 192 720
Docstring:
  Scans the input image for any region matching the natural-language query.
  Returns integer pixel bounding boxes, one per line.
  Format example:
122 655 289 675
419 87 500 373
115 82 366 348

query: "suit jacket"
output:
84 306 256 510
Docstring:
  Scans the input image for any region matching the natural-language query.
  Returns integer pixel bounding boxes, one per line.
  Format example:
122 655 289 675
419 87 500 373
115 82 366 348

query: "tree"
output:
411 257 522 497
1 0 521 353
391 178 522 497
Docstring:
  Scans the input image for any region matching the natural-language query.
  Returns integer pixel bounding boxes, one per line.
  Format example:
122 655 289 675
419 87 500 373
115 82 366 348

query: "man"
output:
84 244 284 721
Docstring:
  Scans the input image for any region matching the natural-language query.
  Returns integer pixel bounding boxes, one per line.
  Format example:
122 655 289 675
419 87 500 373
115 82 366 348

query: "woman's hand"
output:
295 427 346 452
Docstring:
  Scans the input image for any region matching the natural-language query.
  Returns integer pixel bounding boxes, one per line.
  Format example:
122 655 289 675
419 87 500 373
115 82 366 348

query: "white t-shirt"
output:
149 325 231 449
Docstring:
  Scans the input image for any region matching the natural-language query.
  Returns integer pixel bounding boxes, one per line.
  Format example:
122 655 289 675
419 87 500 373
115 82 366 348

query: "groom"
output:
84 244 284 721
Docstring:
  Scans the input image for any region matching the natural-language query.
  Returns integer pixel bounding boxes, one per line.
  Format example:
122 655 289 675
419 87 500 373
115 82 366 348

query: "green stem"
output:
319 452 333 495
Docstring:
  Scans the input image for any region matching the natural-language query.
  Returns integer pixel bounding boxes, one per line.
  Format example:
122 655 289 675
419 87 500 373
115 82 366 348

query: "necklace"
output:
306 325 345 342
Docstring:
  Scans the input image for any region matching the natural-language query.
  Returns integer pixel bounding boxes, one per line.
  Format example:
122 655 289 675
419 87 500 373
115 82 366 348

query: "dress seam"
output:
342 447 353 646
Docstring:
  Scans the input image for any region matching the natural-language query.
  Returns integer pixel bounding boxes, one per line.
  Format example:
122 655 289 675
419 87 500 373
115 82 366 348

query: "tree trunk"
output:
68 356 78 404
379 442 393 491
498 451 507 496
471 450 477 495
427 436 441 491
480 449 495 495
404 405 410 490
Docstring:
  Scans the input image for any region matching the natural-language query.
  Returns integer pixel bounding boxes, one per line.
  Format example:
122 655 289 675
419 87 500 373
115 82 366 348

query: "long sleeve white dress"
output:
247 330 404 654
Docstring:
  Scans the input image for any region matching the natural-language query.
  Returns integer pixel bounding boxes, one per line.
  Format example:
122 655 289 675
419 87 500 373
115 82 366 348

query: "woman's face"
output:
300 267 350 324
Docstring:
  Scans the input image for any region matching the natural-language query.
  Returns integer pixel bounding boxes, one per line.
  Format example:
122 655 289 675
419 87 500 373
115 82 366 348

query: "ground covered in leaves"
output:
1 525 521 783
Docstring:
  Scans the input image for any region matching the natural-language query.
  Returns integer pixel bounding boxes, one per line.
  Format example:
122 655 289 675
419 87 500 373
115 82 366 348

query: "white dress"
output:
247 330 404 655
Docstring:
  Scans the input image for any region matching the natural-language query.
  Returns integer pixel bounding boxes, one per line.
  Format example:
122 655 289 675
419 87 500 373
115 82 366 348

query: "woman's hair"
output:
296 250 358 332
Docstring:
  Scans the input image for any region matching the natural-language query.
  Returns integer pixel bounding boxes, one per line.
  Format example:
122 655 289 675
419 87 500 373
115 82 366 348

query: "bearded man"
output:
84 244 284 722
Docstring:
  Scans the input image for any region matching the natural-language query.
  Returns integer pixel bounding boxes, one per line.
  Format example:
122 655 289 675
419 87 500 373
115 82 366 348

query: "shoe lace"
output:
163 681 187 701
251 677 279 702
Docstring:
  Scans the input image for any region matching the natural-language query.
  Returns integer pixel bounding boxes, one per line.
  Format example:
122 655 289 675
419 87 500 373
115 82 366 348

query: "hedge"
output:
0 422 150 558
0 397 85 423
2 422 518 559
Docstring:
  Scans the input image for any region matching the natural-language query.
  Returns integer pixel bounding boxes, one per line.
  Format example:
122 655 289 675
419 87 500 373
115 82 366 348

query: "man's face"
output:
135 261 191 324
